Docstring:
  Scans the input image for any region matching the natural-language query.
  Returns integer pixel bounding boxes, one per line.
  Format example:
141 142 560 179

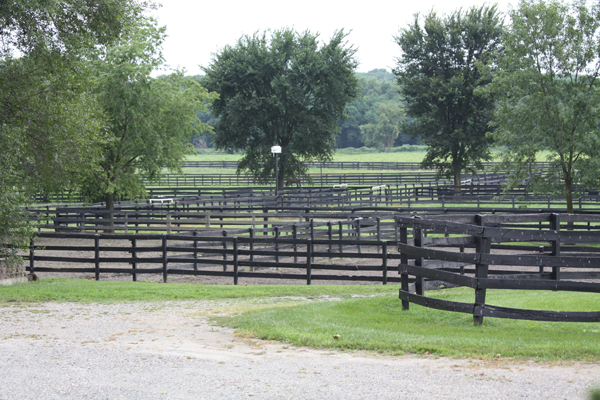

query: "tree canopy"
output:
82 23 217 215
0 1 152 270
484 0 600 213
202 28 360 187
394 5 504 188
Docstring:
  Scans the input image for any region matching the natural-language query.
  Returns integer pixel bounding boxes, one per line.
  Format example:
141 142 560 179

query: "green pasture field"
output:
186 147 551 164
2 279 598 361
186 149 427 163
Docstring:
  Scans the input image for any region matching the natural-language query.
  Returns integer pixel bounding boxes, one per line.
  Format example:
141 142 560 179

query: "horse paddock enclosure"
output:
23 189 600 324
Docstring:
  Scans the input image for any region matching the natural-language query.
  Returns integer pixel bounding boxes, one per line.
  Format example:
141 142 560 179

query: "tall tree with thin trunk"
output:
483 0 600 214
394 5 503 191
0 1 151 271
83 22 216 228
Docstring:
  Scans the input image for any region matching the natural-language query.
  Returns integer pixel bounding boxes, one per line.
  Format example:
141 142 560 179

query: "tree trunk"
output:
104 192 115 233
565 176 574 214
277 159 285 192
453 165 462 196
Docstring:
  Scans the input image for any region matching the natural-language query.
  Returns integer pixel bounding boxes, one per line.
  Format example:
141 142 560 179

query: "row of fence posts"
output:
27 216 395 284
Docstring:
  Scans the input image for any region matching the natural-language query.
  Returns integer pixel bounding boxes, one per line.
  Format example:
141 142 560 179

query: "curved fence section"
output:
396 213 600 324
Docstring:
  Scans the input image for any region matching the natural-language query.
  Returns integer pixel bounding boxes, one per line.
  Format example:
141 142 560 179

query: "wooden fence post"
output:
263 207 269 236
338 221 343 254
400 224 410 310
292 225 297 263
162 235 168 283
327 222 332 255
414 226 423 296
310 219 315 262
376 218 381 253
193 231 199 271
274 226 280 263
473 214 491 326
249 228 255 264
222 231 228 271
306 239 312 285
550 213 561 280
357 221 362 254
29 239 35 274
233 237 239 285
94 234 100 281
131 238 137 282
80 212 85 233
382 242 388 285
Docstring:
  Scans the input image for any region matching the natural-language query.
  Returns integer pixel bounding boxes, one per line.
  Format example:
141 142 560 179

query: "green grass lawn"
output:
186 150 428 163
220 287 600 361
186 147 554 164
2 279 598 361
0 279 395 303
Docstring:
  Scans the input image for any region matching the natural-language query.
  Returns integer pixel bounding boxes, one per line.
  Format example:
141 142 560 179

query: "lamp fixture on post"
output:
271 145 281 196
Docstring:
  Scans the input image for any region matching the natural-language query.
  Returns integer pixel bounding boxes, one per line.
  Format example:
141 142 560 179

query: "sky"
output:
152 0 517 76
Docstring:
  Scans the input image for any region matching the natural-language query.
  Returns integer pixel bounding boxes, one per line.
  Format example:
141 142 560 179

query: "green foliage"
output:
0 184 32 274
394 5 503 186
338 71 413 149
483 0 600 213
82 22 217 208
0 1 152 272
360 103 405 152
202 28 360 187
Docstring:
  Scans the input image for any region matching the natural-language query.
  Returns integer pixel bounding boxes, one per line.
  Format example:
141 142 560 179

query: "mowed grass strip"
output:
0 279 396 303
218 287 600 361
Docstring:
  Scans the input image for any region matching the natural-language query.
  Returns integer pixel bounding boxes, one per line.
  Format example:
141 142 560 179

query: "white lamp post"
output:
271 145 281 196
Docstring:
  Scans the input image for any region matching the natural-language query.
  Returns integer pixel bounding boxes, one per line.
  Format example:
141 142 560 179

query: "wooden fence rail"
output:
30 183 600 234
396 213 600 324
24 228 402 285
181 160 553 171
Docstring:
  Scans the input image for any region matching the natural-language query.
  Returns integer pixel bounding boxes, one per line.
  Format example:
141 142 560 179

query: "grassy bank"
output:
218 287 600 361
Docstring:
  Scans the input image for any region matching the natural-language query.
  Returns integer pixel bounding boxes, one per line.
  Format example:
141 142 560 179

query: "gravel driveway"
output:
1 301 599 399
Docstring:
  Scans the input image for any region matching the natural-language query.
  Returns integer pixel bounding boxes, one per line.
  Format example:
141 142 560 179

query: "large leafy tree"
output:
202 29 360 188
83 23 217 216
0 1 150 273
394 5 504 188
484 0 600 213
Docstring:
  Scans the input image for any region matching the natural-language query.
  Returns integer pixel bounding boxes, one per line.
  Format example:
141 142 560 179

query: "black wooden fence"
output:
181 160 553 171
396 213 600 324
20 210 600 323
29 183 600 234
25 216 402 285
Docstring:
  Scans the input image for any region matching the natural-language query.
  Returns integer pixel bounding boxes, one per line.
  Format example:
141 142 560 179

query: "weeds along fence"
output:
24 216 403 285
396 213 600 324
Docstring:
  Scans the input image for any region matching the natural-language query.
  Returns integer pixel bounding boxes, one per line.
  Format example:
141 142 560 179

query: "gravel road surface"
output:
1 301 598 399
